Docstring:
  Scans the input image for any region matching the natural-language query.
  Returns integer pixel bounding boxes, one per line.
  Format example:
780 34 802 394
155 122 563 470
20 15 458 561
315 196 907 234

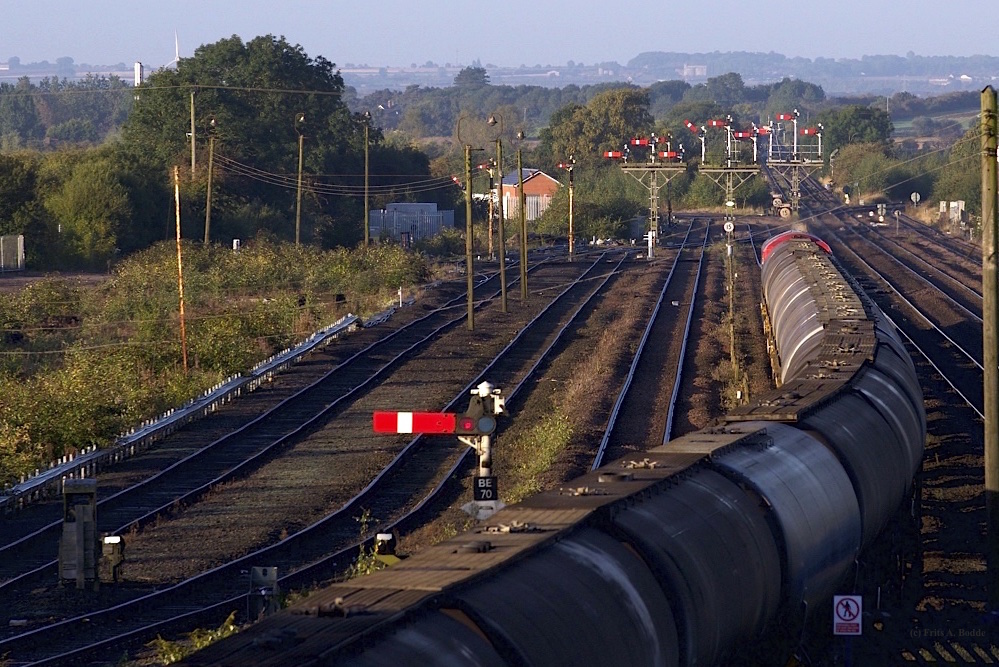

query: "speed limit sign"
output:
724 221 735 233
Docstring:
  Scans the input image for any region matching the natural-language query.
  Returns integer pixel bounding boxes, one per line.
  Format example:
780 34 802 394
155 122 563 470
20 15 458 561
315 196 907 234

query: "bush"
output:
0 239 431 486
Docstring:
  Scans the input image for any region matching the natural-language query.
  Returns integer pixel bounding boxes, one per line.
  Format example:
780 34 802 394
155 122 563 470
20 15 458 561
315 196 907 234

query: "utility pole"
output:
189 90 196 179
496 137 508 313
204 116 216 244
173 166 189 373
364 111 371 247
295 113 305 246
485 164 494 259
559 156 576 260
464 144 475 330
981 86 999 612
567 159 574 261
517 131 528 300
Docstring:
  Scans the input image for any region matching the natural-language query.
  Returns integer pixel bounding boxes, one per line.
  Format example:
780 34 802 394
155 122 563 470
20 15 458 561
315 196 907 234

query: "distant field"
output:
893 107 978 137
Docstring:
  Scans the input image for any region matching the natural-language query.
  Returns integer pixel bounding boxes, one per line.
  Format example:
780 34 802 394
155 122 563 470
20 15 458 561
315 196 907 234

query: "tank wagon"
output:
187 231 925 667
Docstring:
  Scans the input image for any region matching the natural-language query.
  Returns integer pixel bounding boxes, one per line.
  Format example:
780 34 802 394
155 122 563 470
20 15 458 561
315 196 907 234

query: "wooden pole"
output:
174 166 189 373
296 132 304 246
364 122 370 247
496 139 507 313
204 135 214 244
567 164 575 261
189 90 196 179
465 144 475 331
981 86 999 611
517 147 527 300
487 169 494 259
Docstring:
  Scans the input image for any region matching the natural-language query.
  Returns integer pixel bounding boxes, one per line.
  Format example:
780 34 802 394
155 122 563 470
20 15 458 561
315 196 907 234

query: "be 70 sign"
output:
474 476 498 501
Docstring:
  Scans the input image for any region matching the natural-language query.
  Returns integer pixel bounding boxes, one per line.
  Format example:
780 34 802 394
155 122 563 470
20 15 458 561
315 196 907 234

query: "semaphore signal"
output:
372 381 506 519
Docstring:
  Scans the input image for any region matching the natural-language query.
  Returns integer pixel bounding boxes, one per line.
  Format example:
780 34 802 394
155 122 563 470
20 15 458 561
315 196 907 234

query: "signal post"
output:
373 381 506 519
604 134 687 258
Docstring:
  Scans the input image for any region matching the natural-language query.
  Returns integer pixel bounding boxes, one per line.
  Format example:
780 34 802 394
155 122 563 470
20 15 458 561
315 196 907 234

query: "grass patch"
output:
507 411 573 503
145 611 238 665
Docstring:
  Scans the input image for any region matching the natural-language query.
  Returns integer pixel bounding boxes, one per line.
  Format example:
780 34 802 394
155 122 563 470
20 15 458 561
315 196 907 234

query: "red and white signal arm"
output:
757 126 772 135
630 137 651 146
604 151 623 159
732 130 754 139
373 411 456 434
373 411 496 435
801 127 820 136
776 112 796 121
660 151 679 159
833 595 862 636
707 119 727 127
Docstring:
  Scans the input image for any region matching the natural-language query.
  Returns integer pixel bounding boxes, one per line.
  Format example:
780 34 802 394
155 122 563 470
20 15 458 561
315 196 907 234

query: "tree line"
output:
0 36 985 272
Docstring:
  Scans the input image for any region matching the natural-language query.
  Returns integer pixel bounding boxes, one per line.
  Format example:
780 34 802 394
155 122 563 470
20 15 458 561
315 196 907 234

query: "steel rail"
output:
662 221 710 445
590 219 703 470
1 252 633 666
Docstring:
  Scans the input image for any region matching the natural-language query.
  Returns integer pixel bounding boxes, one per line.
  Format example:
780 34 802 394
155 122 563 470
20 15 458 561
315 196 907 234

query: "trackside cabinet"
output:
58 478 98 590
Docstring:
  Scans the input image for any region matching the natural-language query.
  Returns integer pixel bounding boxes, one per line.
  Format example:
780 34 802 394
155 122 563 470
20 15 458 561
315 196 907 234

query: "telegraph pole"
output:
204 116 216 244
295 113 305 246
485 164 494 259
364 111 371 247
465 144 475 330
189 90 196 179
173 166 189 373
517 132 528 300
567 161 574 260
496 138 508 312
981 86 999 611
558 156 576 261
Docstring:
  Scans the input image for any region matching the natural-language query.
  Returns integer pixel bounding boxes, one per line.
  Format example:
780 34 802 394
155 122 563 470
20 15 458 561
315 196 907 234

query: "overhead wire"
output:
742 126 986 242
211 152 460 197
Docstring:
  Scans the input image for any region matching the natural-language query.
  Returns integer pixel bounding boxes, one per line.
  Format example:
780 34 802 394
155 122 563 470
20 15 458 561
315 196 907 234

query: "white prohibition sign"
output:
723 221 735 233
833 595 862 636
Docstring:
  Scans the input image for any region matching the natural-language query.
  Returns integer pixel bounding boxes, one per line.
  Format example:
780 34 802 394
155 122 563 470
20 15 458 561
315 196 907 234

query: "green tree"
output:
932 128 981 216
705 73 747 108
819 105 894 153
540 89 653 169
122 34 440 248
648 80 691 118
0 77 42 147
831 143 892 196
0 153 36 233
534 166 642 241
454 66 489 87
46 118 98 144
764 78 825 119
43 157 132 269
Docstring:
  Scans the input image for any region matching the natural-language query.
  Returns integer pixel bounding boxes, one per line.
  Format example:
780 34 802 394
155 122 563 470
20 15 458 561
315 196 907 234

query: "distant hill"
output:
6 51 998 96
338 51 999 97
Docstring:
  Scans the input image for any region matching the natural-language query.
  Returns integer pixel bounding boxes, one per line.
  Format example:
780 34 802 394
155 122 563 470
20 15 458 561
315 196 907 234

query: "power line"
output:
212 152 459 197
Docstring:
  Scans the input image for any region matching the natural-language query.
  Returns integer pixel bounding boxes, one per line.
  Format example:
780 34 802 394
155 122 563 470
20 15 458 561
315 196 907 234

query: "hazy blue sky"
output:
3 0 996 69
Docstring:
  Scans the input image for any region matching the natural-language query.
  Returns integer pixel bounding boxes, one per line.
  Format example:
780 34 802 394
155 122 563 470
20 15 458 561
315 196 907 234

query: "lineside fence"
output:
0 313 362 514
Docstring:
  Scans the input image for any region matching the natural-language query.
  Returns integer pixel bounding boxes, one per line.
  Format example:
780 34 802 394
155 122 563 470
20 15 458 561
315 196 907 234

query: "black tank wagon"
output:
186 231 925 667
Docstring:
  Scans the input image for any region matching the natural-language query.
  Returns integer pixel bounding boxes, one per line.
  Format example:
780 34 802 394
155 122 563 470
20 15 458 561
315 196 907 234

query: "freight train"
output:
188 230 925 667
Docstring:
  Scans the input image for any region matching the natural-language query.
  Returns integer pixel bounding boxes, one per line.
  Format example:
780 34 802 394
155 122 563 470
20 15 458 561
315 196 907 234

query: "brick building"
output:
500 169 561 222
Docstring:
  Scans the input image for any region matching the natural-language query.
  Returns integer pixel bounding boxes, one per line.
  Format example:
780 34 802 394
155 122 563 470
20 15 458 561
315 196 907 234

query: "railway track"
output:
0 262 539 591
811 210 983 415
593 218 709 467
861 214 981 309
1 247 692 665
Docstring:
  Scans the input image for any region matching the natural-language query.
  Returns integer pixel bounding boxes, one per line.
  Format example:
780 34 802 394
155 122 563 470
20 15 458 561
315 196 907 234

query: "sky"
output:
2 0 997 70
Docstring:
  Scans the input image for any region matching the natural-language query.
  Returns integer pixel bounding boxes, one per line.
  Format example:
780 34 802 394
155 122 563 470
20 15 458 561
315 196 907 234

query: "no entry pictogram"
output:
833 595 862 636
